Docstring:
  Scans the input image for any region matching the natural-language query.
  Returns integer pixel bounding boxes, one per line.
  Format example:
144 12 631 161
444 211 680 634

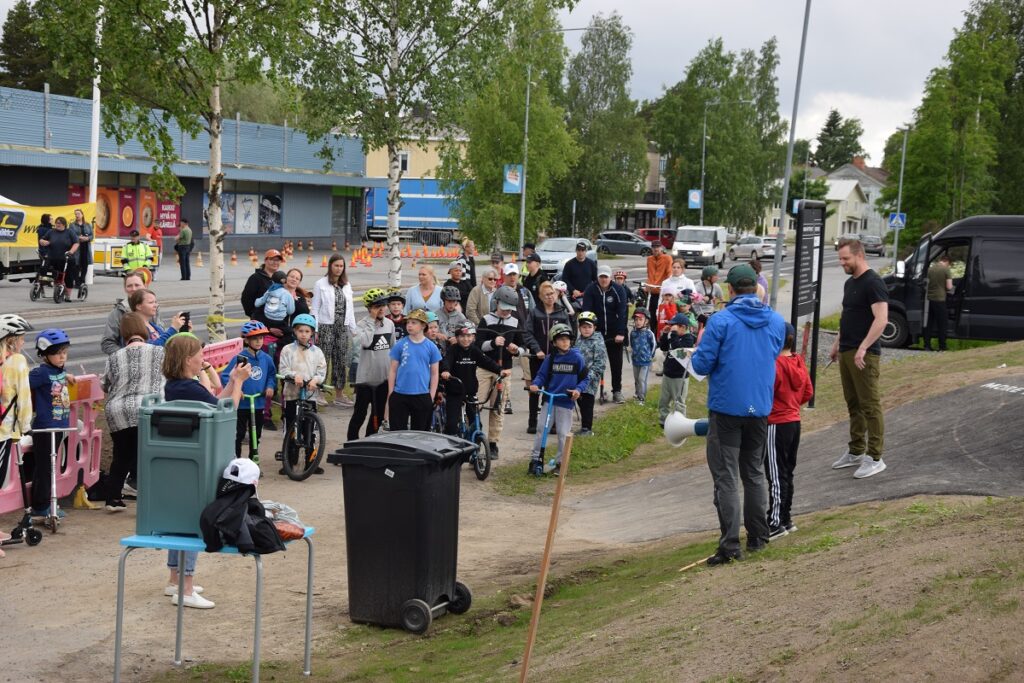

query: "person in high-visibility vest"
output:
122 230 151 272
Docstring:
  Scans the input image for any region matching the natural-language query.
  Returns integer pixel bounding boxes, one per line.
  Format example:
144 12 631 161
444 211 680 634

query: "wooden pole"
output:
519 434 574 683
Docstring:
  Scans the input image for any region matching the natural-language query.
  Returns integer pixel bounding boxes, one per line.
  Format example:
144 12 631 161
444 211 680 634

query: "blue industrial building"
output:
0 85 386 251
365 177 458 244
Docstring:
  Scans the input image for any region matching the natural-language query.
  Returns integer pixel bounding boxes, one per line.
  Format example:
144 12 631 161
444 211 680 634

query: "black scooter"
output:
1 444 44 550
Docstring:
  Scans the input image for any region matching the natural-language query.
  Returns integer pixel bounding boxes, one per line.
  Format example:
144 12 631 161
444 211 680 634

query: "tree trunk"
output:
387 141 402 287
206 6 226 340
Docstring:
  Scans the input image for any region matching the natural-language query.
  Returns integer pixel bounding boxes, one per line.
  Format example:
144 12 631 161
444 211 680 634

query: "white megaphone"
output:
664 411 709 447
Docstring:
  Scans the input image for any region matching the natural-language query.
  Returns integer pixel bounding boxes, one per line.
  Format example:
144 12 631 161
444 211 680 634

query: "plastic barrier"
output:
203 338 243 369
0 374 105 514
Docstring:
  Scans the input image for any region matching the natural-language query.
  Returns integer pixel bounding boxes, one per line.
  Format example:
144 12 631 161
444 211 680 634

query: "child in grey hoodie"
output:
347 288 395 440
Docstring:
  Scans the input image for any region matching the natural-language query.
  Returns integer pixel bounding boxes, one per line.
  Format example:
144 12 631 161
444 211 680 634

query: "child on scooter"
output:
0 315 33 554
220 321 276 460
528 324 588 476
28 329 76 518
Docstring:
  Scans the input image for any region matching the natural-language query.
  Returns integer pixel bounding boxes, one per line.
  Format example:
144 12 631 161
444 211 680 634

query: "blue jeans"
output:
166 550 198 576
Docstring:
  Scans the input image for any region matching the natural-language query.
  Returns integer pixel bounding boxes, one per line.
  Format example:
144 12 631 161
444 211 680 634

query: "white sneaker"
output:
853 457 886 479
164 584 204 597
171 591 215 609
832 452 864 469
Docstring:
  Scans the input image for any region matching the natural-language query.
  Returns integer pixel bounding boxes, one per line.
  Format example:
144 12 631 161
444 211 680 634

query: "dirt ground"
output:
2 352 1020 682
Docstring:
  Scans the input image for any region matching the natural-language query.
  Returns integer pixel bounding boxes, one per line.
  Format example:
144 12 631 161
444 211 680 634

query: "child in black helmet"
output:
28 329 77 518
527 324 588 475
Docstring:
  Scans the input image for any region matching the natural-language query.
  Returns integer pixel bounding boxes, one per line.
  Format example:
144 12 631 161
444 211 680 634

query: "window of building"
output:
98 171 119 186
658 156 667 175
118 173 137 187
772 218 780 228
68 170 86 185
398 151 410 173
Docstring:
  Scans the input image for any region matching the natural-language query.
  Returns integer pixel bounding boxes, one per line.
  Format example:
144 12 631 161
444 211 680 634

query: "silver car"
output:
535 237 597 276
728 235 787 261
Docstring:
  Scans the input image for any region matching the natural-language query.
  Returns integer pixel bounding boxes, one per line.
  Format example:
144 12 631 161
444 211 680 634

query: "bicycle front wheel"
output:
282 412 326 481
472 433 491 481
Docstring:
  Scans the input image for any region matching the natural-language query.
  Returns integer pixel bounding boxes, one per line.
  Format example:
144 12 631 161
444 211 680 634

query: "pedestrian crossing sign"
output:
888 212 906 230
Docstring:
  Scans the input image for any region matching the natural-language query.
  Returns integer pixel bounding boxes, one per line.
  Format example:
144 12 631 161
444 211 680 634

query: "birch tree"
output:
38 0 310 339
302 0 566 286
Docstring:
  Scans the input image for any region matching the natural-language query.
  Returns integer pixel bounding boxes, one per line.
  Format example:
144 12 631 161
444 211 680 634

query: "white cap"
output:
597 265 612 278
503 262 519 275
223 458 261 486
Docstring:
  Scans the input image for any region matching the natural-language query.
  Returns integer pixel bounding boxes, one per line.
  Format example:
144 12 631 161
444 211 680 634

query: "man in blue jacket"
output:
582 265 628 403
690 263 786 566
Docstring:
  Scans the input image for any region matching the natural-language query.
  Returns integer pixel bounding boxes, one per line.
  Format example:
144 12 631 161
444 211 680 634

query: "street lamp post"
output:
518 27 604 256
699 98 754 226
892 127 909 269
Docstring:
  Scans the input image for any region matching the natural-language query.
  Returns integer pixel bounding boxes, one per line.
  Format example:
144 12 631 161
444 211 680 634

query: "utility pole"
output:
892 127 908 269
769 0 813 309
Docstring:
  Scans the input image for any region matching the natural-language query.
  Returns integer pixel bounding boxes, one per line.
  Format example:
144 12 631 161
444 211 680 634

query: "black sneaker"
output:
526 425 537 435
768 526 789 540
706 551 742 566
528 459 544 477
105 499 127 512
489 443 499 459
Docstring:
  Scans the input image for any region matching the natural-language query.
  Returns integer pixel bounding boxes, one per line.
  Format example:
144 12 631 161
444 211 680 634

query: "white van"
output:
672 225 727 268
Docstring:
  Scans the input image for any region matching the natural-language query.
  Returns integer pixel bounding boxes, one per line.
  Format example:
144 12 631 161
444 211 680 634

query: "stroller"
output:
30 254 88 304
1 435 44 550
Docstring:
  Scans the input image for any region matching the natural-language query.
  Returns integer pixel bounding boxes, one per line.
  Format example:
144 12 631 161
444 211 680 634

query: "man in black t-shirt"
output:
830 238 889 479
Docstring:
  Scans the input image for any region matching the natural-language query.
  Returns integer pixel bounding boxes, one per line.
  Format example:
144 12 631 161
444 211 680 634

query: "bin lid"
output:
332 430 475 466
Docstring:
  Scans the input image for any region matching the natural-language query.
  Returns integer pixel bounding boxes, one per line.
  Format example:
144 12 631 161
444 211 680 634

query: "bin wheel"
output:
448 582 472 615
25 528 42 546
472 434 491 481
400 598 433 635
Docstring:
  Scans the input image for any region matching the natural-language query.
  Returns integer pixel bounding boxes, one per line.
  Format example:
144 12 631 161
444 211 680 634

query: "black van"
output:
881 216 1024 348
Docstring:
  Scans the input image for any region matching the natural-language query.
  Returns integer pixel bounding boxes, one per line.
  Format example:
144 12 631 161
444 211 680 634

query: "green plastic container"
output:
136 394 237 537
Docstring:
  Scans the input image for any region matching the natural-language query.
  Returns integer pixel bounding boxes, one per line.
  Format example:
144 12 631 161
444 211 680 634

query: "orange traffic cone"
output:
248 246 255 259
331 240 337 251
350 253 357 267
321 255 328 267
297 241 303 252
230 251 238 266
305 254 313 267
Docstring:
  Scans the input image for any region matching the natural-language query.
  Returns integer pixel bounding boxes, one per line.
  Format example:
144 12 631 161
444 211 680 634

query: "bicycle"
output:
50 254 87 304
277 376 328 481
629 279 654 314
434 376 495 480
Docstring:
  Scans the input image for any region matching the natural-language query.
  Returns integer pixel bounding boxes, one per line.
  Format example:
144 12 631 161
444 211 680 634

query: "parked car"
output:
636 228 675 249
673 226 728 267
859 234 886 256
595 231 653 256
535 237 597 276
728 235 787 261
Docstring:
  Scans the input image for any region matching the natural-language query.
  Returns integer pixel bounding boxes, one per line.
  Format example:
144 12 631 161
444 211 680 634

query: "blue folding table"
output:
113 527 315 682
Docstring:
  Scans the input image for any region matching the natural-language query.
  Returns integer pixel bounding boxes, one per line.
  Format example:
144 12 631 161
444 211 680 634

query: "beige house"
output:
824 179 868 244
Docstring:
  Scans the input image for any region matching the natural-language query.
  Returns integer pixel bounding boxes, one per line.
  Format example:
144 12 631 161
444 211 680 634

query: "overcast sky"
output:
0 0 972 163
558 0 973 163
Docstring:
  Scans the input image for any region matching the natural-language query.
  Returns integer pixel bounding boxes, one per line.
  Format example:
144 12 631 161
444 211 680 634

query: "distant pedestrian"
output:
830 238 889 479
71 208 93 286
582 265 628 403
561 241 597 305
311 254 357 406
690 263 786 566
645 241 673 319
175 219 193 281
765 324 813 539
923 253 952 352
750 259 769 305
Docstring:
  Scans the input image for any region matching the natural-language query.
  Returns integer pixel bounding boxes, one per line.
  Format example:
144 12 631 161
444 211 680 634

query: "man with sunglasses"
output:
466 268 500 325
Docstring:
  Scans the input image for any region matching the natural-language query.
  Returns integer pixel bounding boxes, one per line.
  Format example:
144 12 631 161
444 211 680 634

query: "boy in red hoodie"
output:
766 323 814 539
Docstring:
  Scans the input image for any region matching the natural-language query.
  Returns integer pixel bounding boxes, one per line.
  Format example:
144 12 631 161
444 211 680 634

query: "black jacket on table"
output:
659 329 698 379
200 481 286 554
442 344 502 397
477 312 523 370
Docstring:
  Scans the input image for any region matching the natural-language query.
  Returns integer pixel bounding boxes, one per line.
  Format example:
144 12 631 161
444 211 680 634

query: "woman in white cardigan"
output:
311 254 357 406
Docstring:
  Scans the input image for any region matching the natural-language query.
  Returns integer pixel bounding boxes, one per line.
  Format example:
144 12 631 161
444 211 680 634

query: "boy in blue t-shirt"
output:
386 309 441 431
220 321 277 460
528 323 588 476
28 329 77 517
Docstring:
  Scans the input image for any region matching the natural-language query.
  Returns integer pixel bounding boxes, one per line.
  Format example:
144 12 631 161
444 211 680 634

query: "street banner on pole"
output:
503 164 524 194
687 189 702 209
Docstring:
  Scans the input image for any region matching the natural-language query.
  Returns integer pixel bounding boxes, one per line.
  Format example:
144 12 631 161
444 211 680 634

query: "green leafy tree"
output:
555 12 648 236
438 4 578 248
813 109 866 171
651 37 785 230
37 0 311 339
993 0 1024 213
301 0 541 285
792 138 812 166
0 0 74 94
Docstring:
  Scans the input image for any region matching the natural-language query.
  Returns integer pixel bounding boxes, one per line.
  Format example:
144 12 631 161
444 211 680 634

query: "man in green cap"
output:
689 263 786 567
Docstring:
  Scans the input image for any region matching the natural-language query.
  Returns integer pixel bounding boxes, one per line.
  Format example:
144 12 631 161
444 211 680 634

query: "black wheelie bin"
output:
329 430 475 634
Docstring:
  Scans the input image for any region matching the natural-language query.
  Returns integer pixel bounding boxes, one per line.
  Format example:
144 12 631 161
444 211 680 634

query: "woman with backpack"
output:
312 255 356 406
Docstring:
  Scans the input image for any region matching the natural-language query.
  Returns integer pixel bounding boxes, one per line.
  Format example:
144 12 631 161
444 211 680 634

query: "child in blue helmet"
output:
220 321 277 460
28 328 76 517
277 314 326 474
